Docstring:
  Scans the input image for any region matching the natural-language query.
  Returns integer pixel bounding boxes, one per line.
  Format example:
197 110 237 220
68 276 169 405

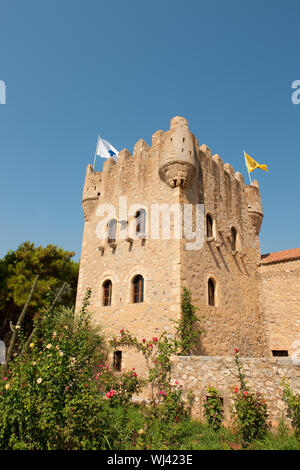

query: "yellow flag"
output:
244 151 268 173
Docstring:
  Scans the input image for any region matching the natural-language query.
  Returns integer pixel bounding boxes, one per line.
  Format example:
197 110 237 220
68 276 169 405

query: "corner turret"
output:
158 116 197 188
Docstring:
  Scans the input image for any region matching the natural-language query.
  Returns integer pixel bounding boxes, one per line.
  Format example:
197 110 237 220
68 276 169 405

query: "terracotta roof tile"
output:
261 248 300 265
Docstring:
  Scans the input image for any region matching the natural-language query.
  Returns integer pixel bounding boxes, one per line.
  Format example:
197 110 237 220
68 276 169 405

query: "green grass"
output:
109 405 300 450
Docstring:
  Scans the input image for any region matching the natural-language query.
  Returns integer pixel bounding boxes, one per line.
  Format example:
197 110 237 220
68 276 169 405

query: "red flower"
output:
106 389 116 398
234 387 238 393
234 348 239 353
152 337 158 343
120 329 125 334
148 343 153 348
142 338 146 343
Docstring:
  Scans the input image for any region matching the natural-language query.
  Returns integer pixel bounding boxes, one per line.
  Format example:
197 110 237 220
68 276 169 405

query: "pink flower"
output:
2 377 7 381
106 389 116 399
175 381 179 385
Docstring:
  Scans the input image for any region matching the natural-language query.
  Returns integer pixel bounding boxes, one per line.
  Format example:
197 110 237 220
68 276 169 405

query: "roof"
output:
261 248 300 265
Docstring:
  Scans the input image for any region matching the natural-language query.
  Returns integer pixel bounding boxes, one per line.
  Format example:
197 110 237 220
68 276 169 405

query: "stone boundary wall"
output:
171 356 300 425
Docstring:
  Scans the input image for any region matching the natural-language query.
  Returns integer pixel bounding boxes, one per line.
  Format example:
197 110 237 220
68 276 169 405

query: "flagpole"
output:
243 149 252 185
93 135 100 170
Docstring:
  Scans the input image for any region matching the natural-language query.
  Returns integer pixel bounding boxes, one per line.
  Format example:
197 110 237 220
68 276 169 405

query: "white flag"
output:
96 137 119 160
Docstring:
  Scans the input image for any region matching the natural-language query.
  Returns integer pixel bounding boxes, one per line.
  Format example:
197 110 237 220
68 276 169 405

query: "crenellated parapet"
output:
82 116 264 236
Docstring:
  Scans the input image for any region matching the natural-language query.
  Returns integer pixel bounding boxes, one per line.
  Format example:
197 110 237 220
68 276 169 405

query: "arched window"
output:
103 280 112 306
208 278 216 306
206 214 214 238
231 227 237 251
132 275 144 303
135 209 146 235
107 219 117 244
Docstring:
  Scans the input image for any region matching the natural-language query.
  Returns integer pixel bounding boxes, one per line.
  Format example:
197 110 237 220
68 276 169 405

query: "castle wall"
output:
76 135 183 372
259 259 300 357
171 355 300 425
180 146 266 357
76 116 267 372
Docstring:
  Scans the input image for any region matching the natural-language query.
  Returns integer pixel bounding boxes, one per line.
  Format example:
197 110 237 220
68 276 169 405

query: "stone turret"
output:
158 116 198 188
244 180 264 234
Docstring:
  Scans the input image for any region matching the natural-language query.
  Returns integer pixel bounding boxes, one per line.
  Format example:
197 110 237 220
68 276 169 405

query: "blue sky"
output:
0 0 299 261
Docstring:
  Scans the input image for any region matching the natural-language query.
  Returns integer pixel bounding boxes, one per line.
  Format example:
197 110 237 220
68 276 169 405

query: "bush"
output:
96 363 144 407
203 386 223 431
283 381 300 434
0 291 112 449
231 349 269 443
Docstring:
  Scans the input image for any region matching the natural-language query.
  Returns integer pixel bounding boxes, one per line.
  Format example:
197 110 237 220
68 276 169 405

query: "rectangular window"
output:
272 350 288 357
113 351 122 371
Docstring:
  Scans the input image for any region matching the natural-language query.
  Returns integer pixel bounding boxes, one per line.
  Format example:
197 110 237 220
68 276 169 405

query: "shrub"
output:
283 381 300 434
96 363 144 407
0 291 112 449
203 386 223 431
231 349 269 443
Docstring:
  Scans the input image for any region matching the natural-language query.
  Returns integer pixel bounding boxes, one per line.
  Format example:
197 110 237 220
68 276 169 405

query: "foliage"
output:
95 363 144 407
174 287 202 355
203 386 223 431
0 291 111 450
231 349 269 443
283 381 300 434
109 329 178 400
0 242 79 344
249 420 300 450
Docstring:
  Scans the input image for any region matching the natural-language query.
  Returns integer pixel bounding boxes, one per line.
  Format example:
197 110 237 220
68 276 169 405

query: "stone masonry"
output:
75 116 300 416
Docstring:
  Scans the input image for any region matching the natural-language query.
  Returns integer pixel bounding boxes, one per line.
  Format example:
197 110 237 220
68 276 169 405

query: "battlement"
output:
82 116 263 233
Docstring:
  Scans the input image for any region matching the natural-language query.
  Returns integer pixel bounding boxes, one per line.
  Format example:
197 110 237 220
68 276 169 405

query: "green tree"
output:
0 242 79 344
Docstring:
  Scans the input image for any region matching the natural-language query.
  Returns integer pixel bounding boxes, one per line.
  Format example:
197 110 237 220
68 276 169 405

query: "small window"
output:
206 214 214 238
132 275 144 303
231 227 237 251
272 350 288 357
208 278 216 306
113 351 122 371
135 209 146 235
103 280 112 306
107 219 117 243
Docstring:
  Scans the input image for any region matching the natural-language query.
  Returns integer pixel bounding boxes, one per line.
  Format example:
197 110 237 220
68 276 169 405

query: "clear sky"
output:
0 0 299 261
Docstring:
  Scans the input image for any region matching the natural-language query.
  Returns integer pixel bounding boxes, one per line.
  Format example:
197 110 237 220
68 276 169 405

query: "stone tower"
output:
76 116 266 371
